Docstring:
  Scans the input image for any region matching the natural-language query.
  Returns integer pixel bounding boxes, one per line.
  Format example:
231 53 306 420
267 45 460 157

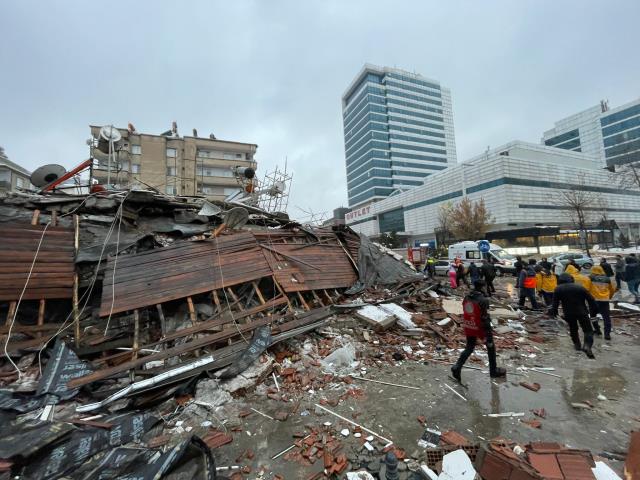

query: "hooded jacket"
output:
625 256 640 281
550 273 598 319
536 270 557 293
565 264 591 290
589 265 615 300
518 266 537 289
615 257 626 273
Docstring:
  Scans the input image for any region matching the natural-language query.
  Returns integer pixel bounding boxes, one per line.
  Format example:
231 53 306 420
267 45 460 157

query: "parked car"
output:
549 253 593 269
434 259 453 276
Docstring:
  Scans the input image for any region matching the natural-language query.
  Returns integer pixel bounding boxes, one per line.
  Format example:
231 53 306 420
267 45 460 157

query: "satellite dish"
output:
97 125 122 154
30 164 67 188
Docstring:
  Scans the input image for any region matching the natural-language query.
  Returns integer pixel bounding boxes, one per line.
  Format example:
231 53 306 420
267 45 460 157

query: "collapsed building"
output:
0 186 638 480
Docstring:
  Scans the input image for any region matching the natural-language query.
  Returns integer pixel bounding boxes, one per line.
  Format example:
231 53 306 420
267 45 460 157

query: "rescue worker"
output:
536 266 557 307
589 265 615 340
423 256 436 279
550 273 598 358
565 263 591 290
518 264 539 309
514 256 525 287
451 279 506 382
614 255 626 290
480 259 496 296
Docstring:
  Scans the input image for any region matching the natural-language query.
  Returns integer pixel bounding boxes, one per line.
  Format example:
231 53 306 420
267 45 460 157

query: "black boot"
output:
592 321 602 336
451 365 462 382
487 344 506 378
583 347 595 359
573 342 583 351
490 367 507 378
583 334 595 359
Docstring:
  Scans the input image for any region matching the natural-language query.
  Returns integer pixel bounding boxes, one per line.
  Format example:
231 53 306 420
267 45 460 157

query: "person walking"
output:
554 259 565 277
625 254 640 302
614 255 626 290
451 279 506 382
550 273 598 358
480 259 496 296
536 266 557 307
423 256 436 279
514 256 525 287
518 264 539 309
448 264 458 289
599 257 614 278
589 265 615 340
565 264 591 290
456 262 469 287
539 257 552 270
469 261 480 284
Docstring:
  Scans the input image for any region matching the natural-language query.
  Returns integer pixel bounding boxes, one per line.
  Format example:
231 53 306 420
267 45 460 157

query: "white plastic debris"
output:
346 472 375 480
618 302 640 312
420 465 439 480
320 343 358 374
513 445 525 455
366 435 374 442
323 421 332 427
200 421 212 427
363 442 374 452
379 303 417 329
427 290 439 298
402 345 413 354
438 449 476 479
437 318 452 327
597 394 608 401
592 461 622 480
354 432 362 438
341 428 350 437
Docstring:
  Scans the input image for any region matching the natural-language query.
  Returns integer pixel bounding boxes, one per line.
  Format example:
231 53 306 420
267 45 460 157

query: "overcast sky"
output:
1 1 638 220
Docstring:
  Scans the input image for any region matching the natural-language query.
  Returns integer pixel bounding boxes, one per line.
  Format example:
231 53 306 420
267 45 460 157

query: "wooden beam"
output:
226 288 244 311
322 289 334 305
186 297 197 324
296 291 311 311
211 290 221 314
5 302 16 327
51 210 58 227
273 277 294 312
37 299 46 338
131 309 140 381
31 209 40 226
156 304 166 337
311 290 325 307
252 282 266 305
259 244 322 271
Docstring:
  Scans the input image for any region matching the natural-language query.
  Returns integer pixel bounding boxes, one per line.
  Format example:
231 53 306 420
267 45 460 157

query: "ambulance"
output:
448 240 517 276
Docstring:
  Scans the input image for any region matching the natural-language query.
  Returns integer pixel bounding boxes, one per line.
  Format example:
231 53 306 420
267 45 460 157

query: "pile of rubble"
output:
0 189 638 479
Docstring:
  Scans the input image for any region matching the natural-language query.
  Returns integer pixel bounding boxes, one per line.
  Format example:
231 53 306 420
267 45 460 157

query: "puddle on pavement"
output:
563 367 626 403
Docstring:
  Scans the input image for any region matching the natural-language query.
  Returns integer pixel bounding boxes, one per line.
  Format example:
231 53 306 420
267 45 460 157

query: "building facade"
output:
90 125 257 201
342 64 457 208
542 97 640 168
0 148 31 193
346 141 640 248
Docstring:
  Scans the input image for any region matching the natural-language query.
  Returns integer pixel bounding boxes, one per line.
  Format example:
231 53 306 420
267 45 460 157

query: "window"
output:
196 166 233 177
120 160 130 171
131 164 140 174
16 177 26 188
131 145 142 155
166 148 177 157
167 166 176 176
166 185 177 195
466 251 481 260
223 153 235 160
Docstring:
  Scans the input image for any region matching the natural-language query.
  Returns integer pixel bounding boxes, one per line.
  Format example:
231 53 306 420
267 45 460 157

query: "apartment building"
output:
0 147 31 193
90 125 257 201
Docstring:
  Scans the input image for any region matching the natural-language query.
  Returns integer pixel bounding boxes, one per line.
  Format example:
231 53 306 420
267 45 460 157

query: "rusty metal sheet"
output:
0 223 74 301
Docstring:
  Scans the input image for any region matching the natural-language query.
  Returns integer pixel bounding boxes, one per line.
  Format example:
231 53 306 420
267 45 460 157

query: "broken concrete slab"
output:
195 378 233 407
220 356 274 394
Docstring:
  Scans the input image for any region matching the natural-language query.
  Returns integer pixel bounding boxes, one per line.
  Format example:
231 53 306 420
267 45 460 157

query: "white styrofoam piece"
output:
438 449 476 479
592 461 622 480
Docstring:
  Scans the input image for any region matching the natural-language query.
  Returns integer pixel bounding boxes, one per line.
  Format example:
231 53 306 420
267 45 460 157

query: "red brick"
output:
528 453 563 479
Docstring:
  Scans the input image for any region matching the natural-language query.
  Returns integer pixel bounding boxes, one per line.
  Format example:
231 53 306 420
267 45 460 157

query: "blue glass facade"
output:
601 104 640 167
343 67 452 207
544 128 581 151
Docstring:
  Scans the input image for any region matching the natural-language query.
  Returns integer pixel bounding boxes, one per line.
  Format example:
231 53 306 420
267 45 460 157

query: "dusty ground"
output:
208 278 640 478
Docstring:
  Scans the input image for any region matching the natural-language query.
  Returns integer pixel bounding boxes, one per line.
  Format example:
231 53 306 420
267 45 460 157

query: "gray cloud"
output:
1 0 638 219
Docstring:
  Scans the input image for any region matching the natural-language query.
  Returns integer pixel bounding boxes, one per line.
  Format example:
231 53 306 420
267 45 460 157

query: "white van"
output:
448 241 517 276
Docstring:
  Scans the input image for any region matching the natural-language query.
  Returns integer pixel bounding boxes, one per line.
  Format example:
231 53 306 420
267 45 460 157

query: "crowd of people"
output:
423 252 640 374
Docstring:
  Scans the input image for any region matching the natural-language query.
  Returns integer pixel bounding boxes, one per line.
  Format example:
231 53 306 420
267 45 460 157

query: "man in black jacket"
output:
480 259 496 296
550 273 598 358
451 280 506 382
514 256 524 287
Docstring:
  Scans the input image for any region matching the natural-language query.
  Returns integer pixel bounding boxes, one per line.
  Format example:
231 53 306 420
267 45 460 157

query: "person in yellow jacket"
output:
535 266 557 306
565 264 591 290
589 265 616 340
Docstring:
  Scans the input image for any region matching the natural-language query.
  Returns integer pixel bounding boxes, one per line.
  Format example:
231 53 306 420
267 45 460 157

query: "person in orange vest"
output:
589 265 615 340
451 280 506 382
518 265 539 309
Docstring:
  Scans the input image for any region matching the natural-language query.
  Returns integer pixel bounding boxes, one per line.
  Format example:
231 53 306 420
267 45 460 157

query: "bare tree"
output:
555 180 599 256
611 161 640 190
449 197 494 240
435 201 454 248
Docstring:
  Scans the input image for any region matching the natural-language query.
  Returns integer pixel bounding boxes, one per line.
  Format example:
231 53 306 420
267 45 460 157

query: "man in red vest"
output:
451 280 507 382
